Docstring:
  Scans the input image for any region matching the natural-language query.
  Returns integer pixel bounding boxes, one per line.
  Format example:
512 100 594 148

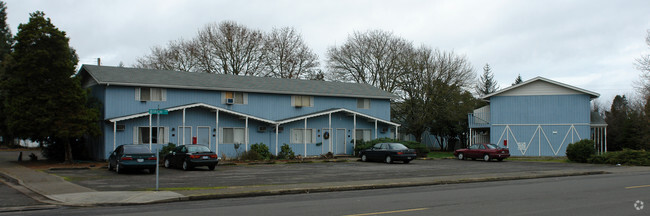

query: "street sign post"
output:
149 109 168 115
149 107 167 191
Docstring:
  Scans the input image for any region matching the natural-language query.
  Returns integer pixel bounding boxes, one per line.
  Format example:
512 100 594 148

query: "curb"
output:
183 170 608 201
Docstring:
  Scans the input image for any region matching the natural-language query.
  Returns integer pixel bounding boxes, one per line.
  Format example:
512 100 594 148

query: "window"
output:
136 87 166 101
135 127 168 144
355 129 371 141
222 128 245 144
291 128 314 143
292 95 313 107
357 98 370 109
224 92 245 104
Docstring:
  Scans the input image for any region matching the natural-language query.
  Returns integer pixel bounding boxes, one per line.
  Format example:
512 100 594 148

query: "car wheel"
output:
457 153 464 160
208 165 216 171
361 154 368 162
403 160 410 164
497 158 504 162
385 155 393 164
182 160 191 171
164 159 171 168
116 163 122 174
108 162 114 171
483 154 491 162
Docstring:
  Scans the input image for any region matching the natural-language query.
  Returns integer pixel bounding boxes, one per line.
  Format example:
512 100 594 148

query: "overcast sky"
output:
5 0 650 105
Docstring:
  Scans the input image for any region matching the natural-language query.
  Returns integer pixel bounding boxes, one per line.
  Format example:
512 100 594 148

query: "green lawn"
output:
507 156 569 163
427 151 455 159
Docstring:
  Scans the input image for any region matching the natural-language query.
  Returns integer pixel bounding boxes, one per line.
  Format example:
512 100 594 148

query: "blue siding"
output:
100 106 394 160
103 86 391 121
490 95 590 125
488 94 591 156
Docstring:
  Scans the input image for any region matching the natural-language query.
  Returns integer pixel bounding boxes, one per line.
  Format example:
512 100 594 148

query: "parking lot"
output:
46 159 610 191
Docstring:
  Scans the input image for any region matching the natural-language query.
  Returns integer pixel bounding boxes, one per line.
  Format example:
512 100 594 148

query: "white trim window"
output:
222 92 247 104
355 129 371 141
291 95 313 107
291 128 315 143
220 128 246 144
135 87 166 101
357 98 370 109
133 127 169 144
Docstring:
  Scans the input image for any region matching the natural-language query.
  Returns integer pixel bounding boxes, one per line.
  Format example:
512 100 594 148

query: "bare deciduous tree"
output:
196 21 265 76
326 30 412 93
135 39 200 72
262 27 319 79
636 30 650 97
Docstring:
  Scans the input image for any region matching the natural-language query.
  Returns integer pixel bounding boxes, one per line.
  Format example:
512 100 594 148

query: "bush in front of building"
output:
353 138 430 157
566 139 595 163
589 149 650 166
277 144 296 160
250 143 271 160
159 143 176 159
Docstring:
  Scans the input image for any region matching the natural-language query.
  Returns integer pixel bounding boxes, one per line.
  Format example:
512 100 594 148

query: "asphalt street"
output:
7 170 649 216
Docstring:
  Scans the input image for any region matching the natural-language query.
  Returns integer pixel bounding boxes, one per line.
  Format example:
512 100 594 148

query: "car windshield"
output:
486 144 498 149
187 145 211 153
389 143 408 150
124 145 151 154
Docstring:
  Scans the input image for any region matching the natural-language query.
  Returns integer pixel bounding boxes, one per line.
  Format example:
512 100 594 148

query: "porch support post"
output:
469 128 472 146
605 126 607 153
182 108 186 145
304 118 307 157
374 120 377 139
113 121 116 151
245 117 249 151
396 126 399 141
328 113 332 153
149 114 152 150
275 124 279 156
215 110 219 154
353 114 356 154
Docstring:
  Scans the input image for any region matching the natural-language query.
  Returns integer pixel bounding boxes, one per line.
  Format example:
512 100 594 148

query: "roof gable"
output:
79 65 396 99
482 77 599 100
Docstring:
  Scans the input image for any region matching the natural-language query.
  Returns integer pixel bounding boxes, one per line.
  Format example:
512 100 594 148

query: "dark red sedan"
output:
454 143 510 162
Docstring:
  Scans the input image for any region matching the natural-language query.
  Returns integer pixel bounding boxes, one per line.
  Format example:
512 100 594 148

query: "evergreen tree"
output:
475 63 498 96
0 1 12 146
512 74 523 86
0 1 11 62
1 11 99 162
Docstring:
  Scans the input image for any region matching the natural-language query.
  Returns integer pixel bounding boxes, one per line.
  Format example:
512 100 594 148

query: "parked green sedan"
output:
164 144 219 171
108 145 157 174
359 143 417 164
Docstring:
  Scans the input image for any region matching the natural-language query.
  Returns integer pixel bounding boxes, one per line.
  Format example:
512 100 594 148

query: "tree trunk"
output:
63 138 73 164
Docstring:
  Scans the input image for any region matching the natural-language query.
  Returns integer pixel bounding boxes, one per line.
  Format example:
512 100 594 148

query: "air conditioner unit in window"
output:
116 124 126 131
226 98 234 104
381 127 388 133
273 126 284 133
258 126 267 132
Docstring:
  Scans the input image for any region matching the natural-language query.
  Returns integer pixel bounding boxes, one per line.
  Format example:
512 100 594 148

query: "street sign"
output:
149 109 168 115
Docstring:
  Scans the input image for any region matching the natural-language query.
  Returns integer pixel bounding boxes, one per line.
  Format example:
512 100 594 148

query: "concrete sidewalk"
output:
1 150 649 208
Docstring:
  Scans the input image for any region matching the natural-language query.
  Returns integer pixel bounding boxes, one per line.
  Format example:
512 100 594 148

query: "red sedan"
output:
454 143 510 162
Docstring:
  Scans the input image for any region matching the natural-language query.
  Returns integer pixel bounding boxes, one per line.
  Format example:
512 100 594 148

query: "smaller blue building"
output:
468 77 607 156
79 65 400 160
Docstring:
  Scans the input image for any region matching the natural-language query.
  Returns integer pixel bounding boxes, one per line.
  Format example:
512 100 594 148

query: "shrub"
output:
566 139 595 163
250 143 271 160
239 150 262 161
277 144 295 160
589 149 650 166
159 143 176 159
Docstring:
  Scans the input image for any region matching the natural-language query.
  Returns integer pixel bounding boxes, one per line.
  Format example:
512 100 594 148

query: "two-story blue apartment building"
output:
79 65 399 160
468 77 607 156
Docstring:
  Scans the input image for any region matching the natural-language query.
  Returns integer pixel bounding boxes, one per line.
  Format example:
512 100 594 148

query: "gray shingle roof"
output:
80 65 396 99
